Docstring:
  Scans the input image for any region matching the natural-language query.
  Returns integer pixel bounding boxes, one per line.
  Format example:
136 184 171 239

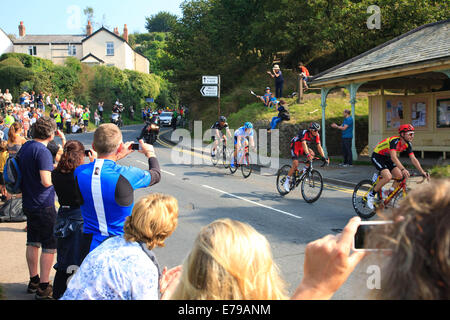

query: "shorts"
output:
371 152 396 172
234 136 248 146
0 173 4 185
83 120 89 127
24 206 57 252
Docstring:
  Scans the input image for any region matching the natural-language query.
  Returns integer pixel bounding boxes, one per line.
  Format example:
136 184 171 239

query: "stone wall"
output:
254 117 368 159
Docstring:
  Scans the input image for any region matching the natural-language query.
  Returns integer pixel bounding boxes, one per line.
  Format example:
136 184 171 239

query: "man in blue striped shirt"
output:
75 124 161 262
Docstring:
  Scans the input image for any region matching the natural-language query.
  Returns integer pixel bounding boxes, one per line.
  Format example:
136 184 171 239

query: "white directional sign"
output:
200 85 218 97
202 76 219 85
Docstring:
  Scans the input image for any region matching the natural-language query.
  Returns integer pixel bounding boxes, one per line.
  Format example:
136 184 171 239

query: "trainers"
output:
35 284 53 300
366 193 375 210
283 177 291 192
27 279 40 294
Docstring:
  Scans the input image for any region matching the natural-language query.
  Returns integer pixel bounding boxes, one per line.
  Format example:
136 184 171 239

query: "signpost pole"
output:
218 75 221 119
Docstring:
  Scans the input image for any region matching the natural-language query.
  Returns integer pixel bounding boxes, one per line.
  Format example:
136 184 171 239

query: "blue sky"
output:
1 0 184 36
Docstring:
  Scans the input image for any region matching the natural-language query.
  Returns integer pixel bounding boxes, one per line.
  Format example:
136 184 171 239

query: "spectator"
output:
61 193 180 300
331 109 354 167
129 105 134 121
0 116 8 141
298 62 310 91
64 110 72 134
7 122 27 156
82 108 90 133
0 140 8 201
55 95 61 111
168 217 364 300
29 91 35 108
75 124 161 262
367 179 450 300
256 87 273 107
21 108 31 139
0 89 4 111
267 99 290 132
97 102 104 123
3 89 13 107
5 109 15 127
51 140 88 299
171 112 177 132
46 93 52 110
19 116 57 300
36 92 44 111
94 110 100 126
267 65 284 98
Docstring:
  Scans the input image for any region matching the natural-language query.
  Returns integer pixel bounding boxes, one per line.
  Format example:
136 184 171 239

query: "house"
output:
11 21 149 74
309 19 450 160
0 28 14 56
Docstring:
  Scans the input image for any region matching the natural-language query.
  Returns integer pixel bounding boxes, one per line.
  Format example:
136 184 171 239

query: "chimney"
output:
86 21 93 36
123 24 128 42
19 21 26 37
114 27 119 36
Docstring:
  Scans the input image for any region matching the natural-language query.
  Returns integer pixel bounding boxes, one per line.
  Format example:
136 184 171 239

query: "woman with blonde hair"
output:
170 218 289 300
61 193 180 300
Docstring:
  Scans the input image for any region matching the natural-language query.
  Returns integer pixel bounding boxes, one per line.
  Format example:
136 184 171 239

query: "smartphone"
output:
353 220 394 252
131 143 141 150
85 150 91 157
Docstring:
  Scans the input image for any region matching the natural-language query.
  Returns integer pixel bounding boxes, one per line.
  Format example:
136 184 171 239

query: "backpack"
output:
0 197 26 222
3 151 22 195
281 110 290 121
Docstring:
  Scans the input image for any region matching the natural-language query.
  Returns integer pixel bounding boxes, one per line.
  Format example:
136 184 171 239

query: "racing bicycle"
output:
276 157 327 203
229 145 253 178
211 138 229 169
352 172 427 219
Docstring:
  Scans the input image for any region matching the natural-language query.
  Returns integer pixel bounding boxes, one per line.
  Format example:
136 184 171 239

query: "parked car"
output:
159 112 173 126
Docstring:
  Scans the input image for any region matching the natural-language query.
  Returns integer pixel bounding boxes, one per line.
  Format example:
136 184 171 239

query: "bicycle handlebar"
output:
392 172 428 184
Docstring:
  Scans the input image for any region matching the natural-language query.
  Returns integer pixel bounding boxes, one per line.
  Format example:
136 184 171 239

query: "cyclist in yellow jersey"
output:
367 124 430 209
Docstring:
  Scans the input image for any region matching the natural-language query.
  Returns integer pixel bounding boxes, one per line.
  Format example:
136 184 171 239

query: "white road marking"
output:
134 160 175 176
202 184 302 220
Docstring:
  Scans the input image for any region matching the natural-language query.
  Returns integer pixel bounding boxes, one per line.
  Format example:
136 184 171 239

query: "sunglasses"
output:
406 132 415 137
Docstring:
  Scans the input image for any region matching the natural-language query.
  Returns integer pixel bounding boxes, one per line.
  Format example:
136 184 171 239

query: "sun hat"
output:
273 64 280 70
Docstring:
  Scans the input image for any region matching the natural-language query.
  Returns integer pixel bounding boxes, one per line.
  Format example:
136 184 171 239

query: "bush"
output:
0 57 24 68
0 65 34 98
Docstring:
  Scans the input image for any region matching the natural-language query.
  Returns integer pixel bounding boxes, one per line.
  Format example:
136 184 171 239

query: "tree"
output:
145 11 178 32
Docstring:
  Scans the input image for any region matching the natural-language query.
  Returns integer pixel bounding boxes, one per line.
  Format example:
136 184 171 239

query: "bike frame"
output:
366 176 407 207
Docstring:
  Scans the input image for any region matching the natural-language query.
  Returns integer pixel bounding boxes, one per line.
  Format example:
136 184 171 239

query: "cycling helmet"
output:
309 122 320 131
244 122 253 129
219 116 227 122
398 124 414 134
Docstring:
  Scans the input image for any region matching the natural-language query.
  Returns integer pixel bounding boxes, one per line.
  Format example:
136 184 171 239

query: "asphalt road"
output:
0 124 379 300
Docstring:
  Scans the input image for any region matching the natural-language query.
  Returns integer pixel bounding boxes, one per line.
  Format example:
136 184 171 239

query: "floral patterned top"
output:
61 236 159 300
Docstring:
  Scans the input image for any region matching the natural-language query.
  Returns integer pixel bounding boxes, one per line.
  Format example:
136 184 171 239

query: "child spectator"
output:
298 62 310 91
0 140 8 202
267 99 290 132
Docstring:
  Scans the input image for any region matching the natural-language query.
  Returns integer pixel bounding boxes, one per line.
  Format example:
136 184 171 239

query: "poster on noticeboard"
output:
411 101 427 128
437 98 450 128
386 100 404 129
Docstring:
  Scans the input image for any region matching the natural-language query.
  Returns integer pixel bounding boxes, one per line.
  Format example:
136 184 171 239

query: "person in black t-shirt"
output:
51 140 93 299
210 116 232 157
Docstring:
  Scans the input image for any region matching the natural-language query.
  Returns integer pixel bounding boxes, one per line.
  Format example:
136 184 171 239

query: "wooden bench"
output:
414 145 450 160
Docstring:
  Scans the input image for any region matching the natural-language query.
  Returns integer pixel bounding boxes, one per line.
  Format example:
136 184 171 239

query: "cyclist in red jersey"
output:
283 122 329 192
367 124 430 209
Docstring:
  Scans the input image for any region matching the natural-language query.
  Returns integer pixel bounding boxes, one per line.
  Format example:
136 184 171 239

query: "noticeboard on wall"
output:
437 98 450 128
386 99 404 129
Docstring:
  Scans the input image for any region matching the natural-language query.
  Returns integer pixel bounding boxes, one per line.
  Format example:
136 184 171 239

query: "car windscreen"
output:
160 113 172 117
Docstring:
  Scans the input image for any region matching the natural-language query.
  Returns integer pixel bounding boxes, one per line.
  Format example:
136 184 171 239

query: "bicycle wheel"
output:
241 153 252 178
276 165 292 195
352 179 377 219
301 169 323 203
221 146 229 169
211 148 220 166
229 153 238 174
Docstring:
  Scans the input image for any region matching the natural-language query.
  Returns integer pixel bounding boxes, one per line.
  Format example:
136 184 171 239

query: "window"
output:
436 98 450 128
28 46 37 56
106 42 114 56
68 45 77 56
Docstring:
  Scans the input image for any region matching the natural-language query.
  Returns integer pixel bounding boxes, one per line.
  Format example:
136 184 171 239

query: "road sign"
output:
200 85 218 97
202 76 219 85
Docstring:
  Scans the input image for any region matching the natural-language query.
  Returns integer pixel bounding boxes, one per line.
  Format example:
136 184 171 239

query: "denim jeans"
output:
342 138 353 165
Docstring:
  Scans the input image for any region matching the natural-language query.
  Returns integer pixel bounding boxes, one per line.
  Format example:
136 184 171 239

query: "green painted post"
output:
320 87 332 158
345 82 365 161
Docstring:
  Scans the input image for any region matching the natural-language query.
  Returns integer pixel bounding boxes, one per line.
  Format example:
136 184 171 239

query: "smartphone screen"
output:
131 143 140 150
353 221 393 251
85 150 91 157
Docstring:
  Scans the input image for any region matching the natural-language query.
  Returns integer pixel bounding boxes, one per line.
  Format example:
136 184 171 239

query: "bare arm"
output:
40 170 53 188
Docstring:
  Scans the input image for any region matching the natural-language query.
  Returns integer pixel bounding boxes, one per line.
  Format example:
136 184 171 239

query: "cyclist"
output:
367 124 430 209
283 122 329 192
231 121 255 168
210 116 232 157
